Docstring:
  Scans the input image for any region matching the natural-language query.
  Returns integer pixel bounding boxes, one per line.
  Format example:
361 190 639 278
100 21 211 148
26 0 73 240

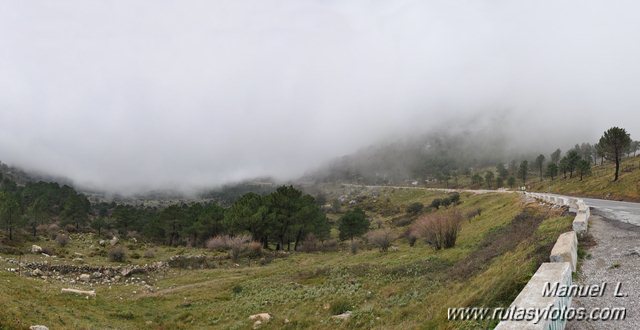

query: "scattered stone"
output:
98 240 107 246
253 320 262 329
91 272 102 279
121 268 131 277
331 311 352 320
110 236 119 246
31 269 44 277
626 249 640 257
249 313 272 323
29 326 49 330
41 253 50 258
31 245 43 254
80 274 91 282
61 288 96 297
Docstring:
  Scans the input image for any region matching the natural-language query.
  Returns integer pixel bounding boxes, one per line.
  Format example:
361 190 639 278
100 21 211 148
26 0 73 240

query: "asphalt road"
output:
341 183 640 226
581 197 640 226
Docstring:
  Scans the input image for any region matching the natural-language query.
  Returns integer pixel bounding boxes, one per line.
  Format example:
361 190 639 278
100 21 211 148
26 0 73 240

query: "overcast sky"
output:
1 0 640 194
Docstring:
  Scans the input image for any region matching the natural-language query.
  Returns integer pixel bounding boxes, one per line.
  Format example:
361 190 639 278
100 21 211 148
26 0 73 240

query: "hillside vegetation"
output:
0 189 571 329
528 156 640 201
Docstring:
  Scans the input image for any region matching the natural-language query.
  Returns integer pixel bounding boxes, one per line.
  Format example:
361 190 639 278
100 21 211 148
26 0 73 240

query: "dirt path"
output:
567 212 640 329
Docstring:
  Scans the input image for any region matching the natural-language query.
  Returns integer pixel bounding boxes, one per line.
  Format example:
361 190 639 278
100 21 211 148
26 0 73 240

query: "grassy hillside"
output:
0 190 571 329
528 156 640 201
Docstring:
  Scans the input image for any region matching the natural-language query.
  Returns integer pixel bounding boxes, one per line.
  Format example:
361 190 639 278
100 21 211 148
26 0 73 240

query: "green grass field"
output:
0 190 572 329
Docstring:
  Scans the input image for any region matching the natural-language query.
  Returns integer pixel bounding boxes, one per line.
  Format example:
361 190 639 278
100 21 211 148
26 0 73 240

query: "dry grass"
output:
0 191 573 330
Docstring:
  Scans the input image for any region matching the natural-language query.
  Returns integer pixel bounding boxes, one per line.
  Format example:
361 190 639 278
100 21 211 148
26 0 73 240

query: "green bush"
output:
330 298 353 315
108 246 127 262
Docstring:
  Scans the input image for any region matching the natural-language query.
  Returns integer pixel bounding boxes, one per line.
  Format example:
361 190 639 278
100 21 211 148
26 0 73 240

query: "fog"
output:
1 0 640 194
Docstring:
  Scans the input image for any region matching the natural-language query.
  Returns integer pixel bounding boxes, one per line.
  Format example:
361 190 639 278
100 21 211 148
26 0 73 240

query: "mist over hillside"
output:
2 1 640 194
303 116 618 186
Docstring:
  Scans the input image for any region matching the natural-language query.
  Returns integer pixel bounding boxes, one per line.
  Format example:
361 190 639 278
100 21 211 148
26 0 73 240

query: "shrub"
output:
407 232 417 247
231 235 252 260
55 233 69 247
440 198 452 208
206 236 229 251
47 224 60 239
130 252 141 259
406 202 424 215
430 199 442 210
126 231 140 240
321 239 339 252
366 229 396 252
391 216 412 227
350 240 360 255
299 234 320 252
41 246 55 256
232 285 243 294
412 209 463 250
206 235 252 260
246 241 263 258
330 299 352 315
36 224 49 236
465 208 482 221
143 249 156 258
64 224 77 233
108 246 127 262
447 192 461 205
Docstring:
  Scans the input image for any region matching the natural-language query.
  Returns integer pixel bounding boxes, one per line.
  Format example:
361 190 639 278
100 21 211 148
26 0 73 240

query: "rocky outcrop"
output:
0 255 167 285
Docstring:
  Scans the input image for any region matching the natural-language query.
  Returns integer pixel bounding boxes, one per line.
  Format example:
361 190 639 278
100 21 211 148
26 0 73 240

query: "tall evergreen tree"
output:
598 127 632 181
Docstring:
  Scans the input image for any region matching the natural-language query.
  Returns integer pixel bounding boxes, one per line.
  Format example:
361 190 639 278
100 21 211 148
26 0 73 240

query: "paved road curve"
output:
581 197 640 226
341 183 640 225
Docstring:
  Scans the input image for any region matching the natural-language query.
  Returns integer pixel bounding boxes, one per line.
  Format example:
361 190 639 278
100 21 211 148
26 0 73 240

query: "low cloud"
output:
1 0 639 194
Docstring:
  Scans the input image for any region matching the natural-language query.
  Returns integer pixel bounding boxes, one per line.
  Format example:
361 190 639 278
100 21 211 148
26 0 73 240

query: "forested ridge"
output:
0 171 329 251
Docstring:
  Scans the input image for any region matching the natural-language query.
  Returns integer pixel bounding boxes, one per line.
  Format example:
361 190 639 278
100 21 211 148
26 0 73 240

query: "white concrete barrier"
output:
572 213 588 235
494 262 573 329
495 193 592 329
550 231 578 272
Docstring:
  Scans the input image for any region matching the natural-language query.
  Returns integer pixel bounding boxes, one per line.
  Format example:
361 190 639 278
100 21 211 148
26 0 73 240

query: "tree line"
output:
0 178 336 251
469 127 636 188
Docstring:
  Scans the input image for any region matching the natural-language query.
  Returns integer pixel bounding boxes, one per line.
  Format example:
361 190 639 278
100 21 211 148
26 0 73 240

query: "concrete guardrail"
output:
494 192 589 329
494 262 573 330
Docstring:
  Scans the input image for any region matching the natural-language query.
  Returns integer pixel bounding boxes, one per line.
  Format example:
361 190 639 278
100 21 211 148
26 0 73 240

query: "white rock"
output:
29 326 49 330
79 274 91 282
31 269 44 277
249 313 272 322
331 311 352 320
253 320 262 329
31 245 43 254
110 236 119 246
